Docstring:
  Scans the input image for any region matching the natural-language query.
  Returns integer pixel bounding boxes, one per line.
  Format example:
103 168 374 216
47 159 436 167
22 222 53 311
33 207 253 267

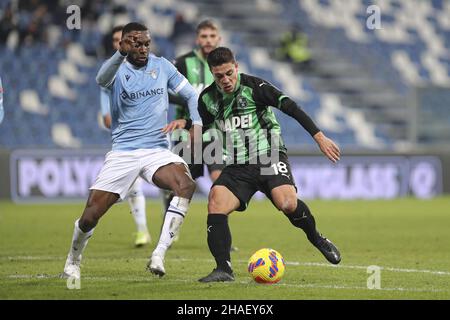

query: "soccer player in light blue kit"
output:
99 25 151 247
62 22 202 279
0 76 4 124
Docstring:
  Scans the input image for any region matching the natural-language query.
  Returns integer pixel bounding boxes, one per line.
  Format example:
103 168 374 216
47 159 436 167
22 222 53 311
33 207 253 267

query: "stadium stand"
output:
0 0 449 150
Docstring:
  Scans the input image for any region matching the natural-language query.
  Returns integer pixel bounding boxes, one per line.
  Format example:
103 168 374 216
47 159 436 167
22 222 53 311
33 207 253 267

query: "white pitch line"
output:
4 274 449 294
2 255 450 276
283 261 450 276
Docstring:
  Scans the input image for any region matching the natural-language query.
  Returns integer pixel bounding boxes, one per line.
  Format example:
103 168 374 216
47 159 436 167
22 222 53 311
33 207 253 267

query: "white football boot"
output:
147 253 165 277
61 255 81 279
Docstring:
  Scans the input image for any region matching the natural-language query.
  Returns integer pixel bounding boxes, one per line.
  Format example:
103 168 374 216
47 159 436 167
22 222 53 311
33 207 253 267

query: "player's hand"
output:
162 119 187 133
118 32 137 56
313 131 341 163
103 115 112 129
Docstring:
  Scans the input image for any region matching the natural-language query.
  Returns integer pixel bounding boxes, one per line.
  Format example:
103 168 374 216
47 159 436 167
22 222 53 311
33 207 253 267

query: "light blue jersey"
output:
96 51 202 151
0 76 4 124
99 87 111 116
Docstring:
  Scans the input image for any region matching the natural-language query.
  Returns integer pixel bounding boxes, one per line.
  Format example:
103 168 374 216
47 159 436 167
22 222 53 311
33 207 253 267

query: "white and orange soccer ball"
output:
247 248 286 284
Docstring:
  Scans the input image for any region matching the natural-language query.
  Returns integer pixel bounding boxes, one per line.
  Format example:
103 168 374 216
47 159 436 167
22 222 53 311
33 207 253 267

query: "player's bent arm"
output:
103 115 112 129
96 50 127 88
175 80 203 127
168 92 187 107
99 87 112 129
280 97 340 163
279 97 320 136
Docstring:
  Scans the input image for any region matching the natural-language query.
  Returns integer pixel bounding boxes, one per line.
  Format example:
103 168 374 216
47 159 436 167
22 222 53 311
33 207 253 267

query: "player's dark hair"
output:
196 19 219 34
111 25 124 37
122 22 148 37
207 47 235 68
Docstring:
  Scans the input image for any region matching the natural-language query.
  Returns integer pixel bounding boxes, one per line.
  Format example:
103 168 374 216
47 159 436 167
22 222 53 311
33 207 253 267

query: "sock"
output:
69 219 94 260
285 199 320 245
153 196 189 257
207 214 232 273
162 190 174 215
127 191 148 233
159 190 174 235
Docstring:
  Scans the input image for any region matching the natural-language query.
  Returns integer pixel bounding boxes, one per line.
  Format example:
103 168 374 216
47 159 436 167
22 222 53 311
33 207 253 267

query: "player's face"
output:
196 28 221 58
124 31 151 67
211 62 238 94
112 30 122 51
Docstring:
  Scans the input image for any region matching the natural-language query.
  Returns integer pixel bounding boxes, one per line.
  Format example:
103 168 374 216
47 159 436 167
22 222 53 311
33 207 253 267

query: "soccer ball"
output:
247 248 285 284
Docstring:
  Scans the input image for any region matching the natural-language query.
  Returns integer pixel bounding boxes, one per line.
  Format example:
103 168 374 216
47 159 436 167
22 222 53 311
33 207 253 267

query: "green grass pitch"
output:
1 197 449 299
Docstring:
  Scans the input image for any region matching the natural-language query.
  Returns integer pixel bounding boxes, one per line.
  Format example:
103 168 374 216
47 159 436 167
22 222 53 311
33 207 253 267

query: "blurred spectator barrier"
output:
1 149 446 203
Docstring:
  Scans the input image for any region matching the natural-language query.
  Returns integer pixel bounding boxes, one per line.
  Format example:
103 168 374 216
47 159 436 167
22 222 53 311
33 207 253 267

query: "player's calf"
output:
284 199 320 244
79 190 118 231
174 177 196 199
148 196 191 276
284 199 341 264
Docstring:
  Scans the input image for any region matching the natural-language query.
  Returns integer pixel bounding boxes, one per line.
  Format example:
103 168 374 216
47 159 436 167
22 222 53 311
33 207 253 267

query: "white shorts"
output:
90 148 187 200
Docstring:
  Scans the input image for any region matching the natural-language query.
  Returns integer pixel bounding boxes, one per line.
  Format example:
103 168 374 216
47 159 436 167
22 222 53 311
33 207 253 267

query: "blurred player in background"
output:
62 22 202 280
0 76 4 124
100 25 151 247
197 47 341 282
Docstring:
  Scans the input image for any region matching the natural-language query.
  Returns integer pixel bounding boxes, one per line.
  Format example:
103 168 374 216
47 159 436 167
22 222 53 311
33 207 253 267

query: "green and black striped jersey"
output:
198 73 289 164
174 49 214 119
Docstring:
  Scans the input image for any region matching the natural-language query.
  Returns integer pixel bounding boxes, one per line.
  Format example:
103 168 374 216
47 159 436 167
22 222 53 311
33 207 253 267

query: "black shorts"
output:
212 152 296 211
173 140 225 180
189 162 226 180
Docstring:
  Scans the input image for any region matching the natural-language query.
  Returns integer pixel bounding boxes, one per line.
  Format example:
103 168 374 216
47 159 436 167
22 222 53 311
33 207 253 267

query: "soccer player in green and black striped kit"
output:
172 19 225 181
165 20 235 248
197 47 342 282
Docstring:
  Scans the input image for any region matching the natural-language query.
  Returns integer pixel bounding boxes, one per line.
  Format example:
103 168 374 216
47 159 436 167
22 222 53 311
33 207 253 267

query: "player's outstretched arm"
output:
313 131 341 163
177 82 202 127
277 97 340 163
96 51 126 87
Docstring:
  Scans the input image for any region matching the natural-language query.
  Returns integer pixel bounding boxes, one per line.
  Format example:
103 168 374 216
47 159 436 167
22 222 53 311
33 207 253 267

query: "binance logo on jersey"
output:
217 114 253 131
120 88 164 100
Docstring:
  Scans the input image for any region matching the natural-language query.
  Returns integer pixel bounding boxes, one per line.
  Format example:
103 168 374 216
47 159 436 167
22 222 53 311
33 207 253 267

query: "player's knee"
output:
207 190 222 213
276 196 297 214
208 197 222 213
209 170 221 182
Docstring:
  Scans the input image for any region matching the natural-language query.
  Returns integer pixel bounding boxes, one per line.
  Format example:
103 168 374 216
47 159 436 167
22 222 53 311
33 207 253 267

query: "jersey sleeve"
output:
99 87 111 116
252 78 289 109
198 93 215 129
252 75 320 137
164 57 188 94
170 57 189 119
96 50 126 88
163 58 202 126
